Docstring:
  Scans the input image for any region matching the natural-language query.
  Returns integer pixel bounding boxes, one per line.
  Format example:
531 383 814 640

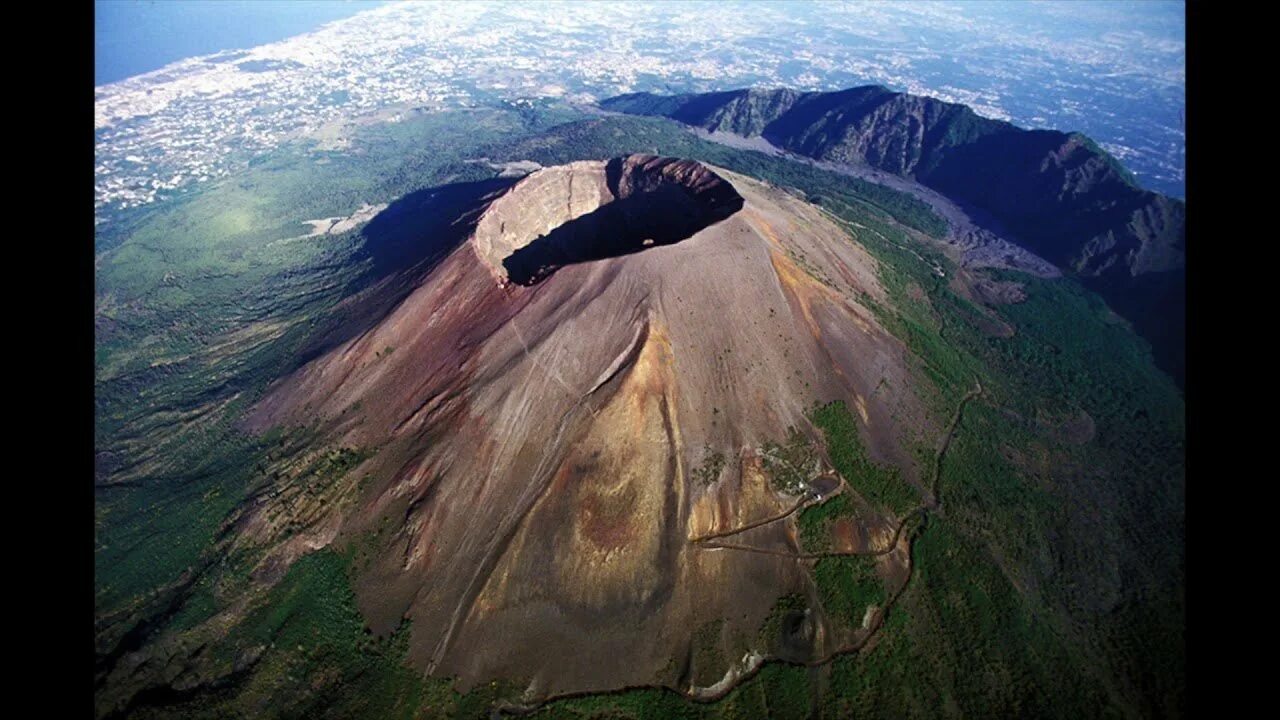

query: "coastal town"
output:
95 1 1184 222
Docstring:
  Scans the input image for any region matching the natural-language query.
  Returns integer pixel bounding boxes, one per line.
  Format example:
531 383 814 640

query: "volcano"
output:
240 154 936 698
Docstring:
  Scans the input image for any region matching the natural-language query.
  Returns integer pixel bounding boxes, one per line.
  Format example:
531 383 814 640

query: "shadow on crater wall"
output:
502 158 744 286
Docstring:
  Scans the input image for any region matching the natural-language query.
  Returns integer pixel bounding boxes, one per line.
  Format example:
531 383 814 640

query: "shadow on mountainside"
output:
359 176 517 277
290 176 517 368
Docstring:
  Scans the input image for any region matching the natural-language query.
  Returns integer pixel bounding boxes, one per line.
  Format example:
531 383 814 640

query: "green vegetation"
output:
810 401 918 515
797 494 855 552
234 551 420 704
760 428 819 495
819 521 1111 719
754 663 811 720
124 547 534 720
756 594 806 651
813 557 883 631
120 549 427 719
692 445 728 486
807 178 1179 717
95 427 272 615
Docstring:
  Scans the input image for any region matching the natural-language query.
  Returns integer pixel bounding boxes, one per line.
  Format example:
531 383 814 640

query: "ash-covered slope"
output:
603 87 1186 385
242 155 933 697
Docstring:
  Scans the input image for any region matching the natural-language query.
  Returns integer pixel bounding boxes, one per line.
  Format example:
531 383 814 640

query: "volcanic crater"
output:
474 154 746 285
242 154 935 699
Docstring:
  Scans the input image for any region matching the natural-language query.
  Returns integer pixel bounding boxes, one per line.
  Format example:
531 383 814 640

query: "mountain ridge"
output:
601 86 1186 385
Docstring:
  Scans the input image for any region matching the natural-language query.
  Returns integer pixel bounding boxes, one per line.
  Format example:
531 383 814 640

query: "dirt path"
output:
688 495 810 544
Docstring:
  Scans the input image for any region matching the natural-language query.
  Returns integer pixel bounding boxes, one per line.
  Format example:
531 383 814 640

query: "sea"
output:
95 0 386 86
